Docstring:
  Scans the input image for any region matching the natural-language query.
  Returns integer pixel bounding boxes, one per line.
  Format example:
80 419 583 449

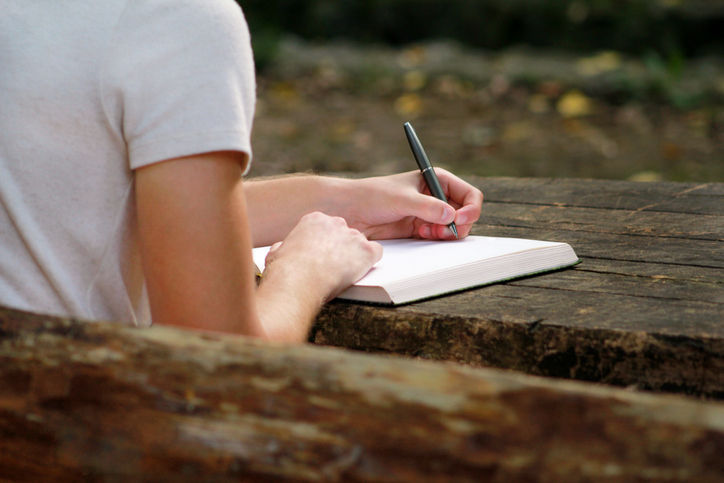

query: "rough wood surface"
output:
312 177 724 398
2 308 724 482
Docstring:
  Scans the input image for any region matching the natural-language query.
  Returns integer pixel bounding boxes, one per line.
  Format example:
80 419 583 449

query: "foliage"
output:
240 0 724 69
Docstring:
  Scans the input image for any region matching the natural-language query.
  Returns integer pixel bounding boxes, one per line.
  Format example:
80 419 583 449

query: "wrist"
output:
254 257 330 342
260 257 327 306
313 176 356 218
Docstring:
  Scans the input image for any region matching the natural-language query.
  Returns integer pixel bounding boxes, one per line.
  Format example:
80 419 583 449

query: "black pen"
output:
404 122 459 239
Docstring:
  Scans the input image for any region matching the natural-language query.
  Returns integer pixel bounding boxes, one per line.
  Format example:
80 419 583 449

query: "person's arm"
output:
135 151 381 342
242 175 344 247
244 170 483 246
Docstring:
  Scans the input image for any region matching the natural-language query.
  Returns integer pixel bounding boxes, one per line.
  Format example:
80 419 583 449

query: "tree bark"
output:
2 305 724 481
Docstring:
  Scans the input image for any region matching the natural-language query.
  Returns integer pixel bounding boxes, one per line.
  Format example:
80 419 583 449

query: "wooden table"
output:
1 177 723 481
314 177 724 398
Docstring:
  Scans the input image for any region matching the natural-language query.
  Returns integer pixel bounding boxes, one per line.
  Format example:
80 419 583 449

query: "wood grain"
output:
312 177 724 397
2 308 724 482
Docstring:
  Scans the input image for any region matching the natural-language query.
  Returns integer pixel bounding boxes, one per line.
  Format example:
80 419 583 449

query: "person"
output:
0 0 482 343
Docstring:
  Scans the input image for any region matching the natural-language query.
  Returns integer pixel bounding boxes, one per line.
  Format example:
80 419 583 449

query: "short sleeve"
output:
102 0 256 174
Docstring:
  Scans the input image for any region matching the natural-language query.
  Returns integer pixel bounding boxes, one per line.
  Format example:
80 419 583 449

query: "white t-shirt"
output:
0 0 256 326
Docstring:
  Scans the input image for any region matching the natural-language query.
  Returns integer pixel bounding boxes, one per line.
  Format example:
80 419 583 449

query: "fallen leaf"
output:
557 90 593 118
394 93 423 117
628 171 664 182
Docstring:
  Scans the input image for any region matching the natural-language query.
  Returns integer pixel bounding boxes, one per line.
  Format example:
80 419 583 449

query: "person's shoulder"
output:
115 0 249 50
122 0 246 29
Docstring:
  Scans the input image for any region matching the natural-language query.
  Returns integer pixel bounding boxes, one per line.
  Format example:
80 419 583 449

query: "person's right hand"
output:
261 211 383 302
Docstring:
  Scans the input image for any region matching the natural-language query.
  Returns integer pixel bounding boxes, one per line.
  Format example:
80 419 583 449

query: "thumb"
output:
399 192 456 225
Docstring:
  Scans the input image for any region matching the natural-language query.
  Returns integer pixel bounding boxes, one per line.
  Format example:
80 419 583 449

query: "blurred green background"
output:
239 0 723 181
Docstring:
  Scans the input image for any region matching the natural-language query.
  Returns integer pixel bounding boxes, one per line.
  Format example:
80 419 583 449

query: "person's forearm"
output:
253 262 325 343
244 175 353 246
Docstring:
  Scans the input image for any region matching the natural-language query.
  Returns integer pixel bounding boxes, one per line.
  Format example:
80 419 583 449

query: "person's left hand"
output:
340 169 483 240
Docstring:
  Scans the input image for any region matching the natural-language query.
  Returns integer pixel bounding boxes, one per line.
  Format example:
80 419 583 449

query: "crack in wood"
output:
480 219 722 242
572 267 723 285
627 184 714 215
580 255 724 270
507 281 724 305
486 198 722 217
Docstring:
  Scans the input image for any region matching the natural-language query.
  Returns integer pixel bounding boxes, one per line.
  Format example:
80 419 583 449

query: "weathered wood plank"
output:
2 307 724 482
310 177 724 396
481 202 723 240
315 293 724 397
570 258 723 285
407 283 722 332
511 266 723 304
478 177 724 215
474 223 724 268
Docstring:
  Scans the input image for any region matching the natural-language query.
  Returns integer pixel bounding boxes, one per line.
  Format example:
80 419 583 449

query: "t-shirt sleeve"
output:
103 0 256 174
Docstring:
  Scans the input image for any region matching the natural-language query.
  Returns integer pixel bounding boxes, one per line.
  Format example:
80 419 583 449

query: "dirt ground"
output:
248 40 723 182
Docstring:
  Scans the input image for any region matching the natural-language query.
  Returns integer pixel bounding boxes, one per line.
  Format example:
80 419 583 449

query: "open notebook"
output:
252 235 579 305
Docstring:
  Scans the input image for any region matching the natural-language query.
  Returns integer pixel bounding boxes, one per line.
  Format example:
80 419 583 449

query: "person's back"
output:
1 1 482 341
0 0 255 324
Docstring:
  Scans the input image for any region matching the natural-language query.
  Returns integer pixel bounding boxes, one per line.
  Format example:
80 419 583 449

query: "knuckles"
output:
300 211 348 228
296 211 379 260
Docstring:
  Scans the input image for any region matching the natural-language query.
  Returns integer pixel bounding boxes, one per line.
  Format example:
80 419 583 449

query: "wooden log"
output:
2 306 724 481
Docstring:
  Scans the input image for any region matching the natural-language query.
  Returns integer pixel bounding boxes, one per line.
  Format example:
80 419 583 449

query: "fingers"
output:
397 190 456 226
406 168 482 240
330 169 483 242
268 212 382 299
367 238 384 264
417 221 472 240
434 168 484 226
